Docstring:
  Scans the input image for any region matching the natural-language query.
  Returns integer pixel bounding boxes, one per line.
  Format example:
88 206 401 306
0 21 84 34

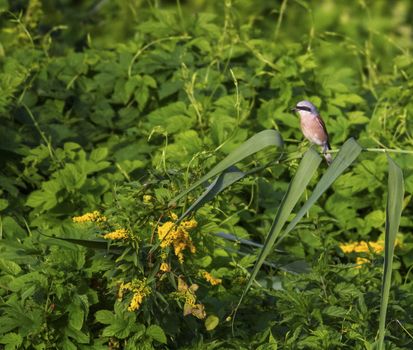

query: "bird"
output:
291 100 333 165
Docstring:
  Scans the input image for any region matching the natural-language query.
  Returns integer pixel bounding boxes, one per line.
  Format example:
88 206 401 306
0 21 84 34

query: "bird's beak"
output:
291 107 297 112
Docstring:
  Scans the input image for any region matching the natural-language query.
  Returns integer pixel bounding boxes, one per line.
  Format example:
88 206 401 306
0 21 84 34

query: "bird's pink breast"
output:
300 115 328 146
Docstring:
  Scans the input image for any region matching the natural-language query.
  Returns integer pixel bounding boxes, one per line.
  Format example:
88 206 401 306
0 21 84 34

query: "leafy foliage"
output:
1 0 413 349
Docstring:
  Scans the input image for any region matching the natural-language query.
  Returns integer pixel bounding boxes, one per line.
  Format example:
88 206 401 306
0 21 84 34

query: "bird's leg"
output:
322 144 333 165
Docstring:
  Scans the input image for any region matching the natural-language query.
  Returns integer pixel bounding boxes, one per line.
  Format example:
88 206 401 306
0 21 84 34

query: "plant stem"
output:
327 148 413 154
364 148 413 154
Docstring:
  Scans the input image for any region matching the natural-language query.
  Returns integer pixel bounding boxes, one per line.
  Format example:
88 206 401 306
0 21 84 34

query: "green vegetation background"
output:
1 0 413 349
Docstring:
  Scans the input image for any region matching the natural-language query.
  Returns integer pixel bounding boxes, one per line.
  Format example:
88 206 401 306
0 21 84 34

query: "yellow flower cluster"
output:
103 228 129 240
340 240 400 268
118 279 151 312
157 215 197 263
160 262 171 272
143 195 153 204
129 292 144 312
339 241 384 254
72 210 107 223
202 271 222 286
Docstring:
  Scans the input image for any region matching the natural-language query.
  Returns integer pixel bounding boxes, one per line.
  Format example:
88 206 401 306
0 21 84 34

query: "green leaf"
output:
0 217 26 239
0 258 22 276
90 148 108 162
65 326 89 344
146 101 193 134
95 310 115 325
68 303 85 330
102 323 130 339
377 156 404 350
158 79 183 100
205 315 219 331
324 305 348 318
26 190 49 209
170 129 284 205
365 210 385 228
0 332 23 350
61 338 77 350
57 164 87 189
0 198 9 211
21 285 36 301
99 305 136 339
146 325 167 344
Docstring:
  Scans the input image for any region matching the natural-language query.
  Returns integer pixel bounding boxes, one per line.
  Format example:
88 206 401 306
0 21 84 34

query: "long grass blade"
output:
377 156 404 350
235 138 362 326
277 138 362 244
235 147 322 312
178 160 281 223
169 130 284 206
179 166 246 219
39 232 109 250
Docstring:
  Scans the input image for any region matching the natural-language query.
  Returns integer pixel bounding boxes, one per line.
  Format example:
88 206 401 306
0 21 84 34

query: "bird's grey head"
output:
293 100 319 115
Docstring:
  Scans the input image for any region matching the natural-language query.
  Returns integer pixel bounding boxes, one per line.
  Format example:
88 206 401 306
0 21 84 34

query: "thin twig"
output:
274 0 288 40
326 147 413 154
22 103 56 161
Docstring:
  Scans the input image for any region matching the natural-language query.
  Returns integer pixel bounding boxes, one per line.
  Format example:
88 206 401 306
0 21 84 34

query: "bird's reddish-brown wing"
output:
315 114 331 149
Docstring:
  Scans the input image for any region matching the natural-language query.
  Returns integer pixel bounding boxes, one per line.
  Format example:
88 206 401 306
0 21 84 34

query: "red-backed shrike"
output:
292 100 333 165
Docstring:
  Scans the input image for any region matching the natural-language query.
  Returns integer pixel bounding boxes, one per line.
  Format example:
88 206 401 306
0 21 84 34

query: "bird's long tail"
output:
323 143 333 165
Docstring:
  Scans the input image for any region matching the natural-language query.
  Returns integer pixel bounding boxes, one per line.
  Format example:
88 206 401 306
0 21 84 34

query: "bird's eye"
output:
296 106 312 112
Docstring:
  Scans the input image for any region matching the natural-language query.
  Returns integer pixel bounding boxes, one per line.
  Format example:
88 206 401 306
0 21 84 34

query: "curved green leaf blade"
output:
236 138 362 323
179 166 246 219
279 137 362 242
236 147 322 310
377 156 404 350
39 232 109 250
169 129 284 205
177 160 282 225
215 232 266 249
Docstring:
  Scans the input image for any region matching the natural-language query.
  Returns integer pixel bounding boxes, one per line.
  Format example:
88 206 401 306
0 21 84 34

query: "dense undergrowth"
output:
1 0 413 349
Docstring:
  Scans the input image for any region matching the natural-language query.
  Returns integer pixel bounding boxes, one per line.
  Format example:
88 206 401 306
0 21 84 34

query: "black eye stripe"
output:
296 106 312 112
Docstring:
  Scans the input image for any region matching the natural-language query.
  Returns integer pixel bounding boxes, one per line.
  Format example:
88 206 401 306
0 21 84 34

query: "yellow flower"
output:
118 278 151 312
202 271 222 286
157 216 197 263
181 219 197 230
174 242 186 260
118 282 133 299
160 262 171 272
72 210 107 223
128 292 144 312
340 240 400 267
158 222 175 244
339 240 385 254
103 228 128 240
367 241 385 253
143 195 153 204
339 242 358 254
